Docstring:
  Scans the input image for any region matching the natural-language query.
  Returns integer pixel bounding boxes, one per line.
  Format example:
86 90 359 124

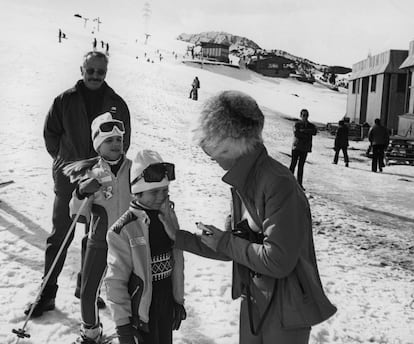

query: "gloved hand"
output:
116 324 140 344
78 178 101 198
172 302 187 331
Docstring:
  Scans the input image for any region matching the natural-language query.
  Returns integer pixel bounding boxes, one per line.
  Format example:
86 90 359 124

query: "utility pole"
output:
144 33 151 45
93 17 102 32
143 2 151 44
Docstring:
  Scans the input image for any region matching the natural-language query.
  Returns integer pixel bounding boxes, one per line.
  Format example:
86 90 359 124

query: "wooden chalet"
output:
199 42 230 63
247 55 292 78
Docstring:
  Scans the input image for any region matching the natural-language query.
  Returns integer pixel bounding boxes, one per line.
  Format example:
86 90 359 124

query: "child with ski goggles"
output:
105 150 186 344
64 112 132 344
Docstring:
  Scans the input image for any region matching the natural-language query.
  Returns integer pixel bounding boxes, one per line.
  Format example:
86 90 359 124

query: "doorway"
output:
359 76 369 123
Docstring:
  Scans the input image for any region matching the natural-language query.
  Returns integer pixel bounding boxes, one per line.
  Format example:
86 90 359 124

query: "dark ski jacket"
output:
291 120 317 152
368 124 389 146
334 124 349 148
44 80 131 191
192 77 200 89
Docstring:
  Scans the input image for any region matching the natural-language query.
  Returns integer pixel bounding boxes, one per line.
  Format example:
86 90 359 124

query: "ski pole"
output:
13 197 90 343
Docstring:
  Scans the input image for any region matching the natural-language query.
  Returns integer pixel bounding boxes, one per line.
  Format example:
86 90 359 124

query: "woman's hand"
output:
158 196 179 241
197 223 225 251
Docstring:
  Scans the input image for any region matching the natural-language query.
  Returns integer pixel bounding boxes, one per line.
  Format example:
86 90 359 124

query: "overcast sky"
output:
6 0 414 67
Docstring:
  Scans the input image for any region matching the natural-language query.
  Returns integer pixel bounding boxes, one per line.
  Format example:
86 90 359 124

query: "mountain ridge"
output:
177 31 350 70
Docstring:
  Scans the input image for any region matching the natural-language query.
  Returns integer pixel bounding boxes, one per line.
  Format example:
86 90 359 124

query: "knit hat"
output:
91 112 125 152
192 90 264 159
130 150 170 194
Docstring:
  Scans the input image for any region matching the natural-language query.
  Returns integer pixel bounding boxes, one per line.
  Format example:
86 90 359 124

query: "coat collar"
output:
67 80 111 95
222 144 267 191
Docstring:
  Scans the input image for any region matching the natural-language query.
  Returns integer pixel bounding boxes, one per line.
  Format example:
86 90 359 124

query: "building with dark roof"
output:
346 50 408 132
200 42 230 63
247 55 293 78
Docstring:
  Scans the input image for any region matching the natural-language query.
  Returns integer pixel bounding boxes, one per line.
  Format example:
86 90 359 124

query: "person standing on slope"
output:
368 118 389 172
163 91 336 344
105 150 186 344
289 109 317 190
189 76 200 100
24 51 131 318
332 119 350 167
64 113 132 344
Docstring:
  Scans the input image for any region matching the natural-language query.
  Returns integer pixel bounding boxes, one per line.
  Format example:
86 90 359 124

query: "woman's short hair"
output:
193 90 264 159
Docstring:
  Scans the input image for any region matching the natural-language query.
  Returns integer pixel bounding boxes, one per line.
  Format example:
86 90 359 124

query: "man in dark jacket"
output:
289 109 317 189
25 51 131 318
368 118 389 172
332 120 349 167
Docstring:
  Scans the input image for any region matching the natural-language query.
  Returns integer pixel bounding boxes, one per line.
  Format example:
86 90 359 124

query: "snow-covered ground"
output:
1 2 414 344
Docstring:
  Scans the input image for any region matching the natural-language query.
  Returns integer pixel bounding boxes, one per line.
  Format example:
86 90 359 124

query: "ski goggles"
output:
93 120 125 139
85 68 107 76
131 162 175 185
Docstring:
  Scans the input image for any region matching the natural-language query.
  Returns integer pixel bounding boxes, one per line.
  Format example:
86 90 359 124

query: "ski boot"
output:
73 324 103 344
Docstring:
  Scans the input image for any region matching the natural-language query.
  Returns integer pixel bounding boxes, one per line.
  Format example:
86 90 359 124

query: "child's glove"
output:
78 178 101 198
116 323 142 344
172 302 186 331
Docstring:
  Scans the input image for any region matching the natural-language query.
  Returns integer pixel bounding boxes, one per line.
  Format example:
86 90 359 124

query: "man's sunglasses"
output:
85 68 106 76
131 163 175 185
93 121 125 139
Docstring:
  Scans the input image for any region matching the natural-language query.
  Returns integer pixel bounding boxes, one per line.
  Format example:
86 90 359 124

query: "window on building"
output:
370 75 377 92
397 73 407 93
352 80 356 94
357 79 360 93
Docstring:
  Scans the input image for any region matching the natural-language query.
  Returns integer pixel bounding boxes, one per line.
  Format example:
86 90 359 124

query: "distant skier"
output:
59 29 62 43
329 72 337 85
105 42 109 54
93 37 97 50
189 76 200 101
